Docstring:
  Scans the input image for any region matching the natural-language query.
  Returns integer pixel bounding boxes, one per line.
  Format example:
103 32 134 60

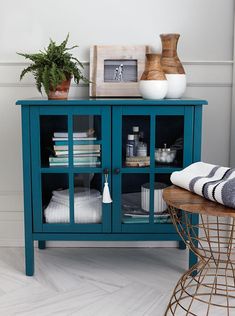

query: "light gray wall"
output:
0 0 234 246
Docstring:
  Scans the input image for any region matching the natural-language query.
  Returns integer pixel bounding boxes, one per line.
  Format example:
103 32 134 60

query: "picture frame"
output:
89 45 150 97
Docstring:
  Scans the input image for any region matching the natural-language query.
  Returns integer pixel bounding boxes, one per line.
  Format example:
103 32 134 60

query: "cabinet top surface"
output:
16 97 208 106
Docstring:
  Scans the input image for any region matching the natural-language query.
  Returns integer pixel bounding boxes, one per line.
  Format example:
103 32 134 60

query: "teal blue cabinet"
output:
16 98 207 276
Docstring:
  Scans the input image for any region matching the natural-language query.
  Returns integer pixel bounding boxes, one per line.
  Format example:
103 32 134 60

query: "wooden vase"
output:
48 78 71 100
139 54 168 100
160 34 186 98
160 33 185 74
140 53 166 80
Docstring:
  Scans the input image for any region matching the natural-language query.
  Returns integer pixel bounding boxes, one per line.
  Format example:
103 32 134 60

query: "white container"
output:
141 182 168 213
139 80 168 100
165 74 186 98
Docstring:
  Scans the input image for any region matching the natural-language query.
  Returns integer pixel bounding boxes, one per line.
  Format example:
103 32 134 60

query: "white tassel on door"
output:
102 174 112 203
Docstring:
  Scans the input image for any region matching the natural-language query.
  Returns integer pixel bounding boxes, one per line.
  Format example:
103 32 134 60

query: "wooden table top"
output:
163 185 235 218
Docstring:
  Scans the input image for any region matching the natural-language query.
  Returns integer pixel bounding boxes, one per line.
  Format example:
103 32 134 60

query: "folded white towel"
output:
170 162 235 208
53 187 100 202
44 187 102 223
52 188 101 207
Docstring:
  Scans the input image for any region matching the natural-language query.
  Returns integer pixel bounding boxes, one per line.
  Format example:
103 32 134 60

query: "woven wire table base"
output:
165 206 235 316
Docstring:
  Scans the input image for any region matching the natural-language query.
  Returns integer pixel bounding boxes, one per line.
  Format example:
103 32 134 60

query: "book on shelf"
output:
49 161 101 167
53 138 97 142
125 161 150 167
49 156 100 163
54 152 101 157
122 216 171 224
53 132 89 138
54 144 101 151
126 156 150 162
54 140 98 146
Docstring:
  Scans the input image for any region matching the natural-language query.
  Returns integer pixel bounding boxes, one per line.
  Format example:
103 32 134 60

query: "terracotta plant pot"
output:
139 54 168 100
160 33 186 98
48 78 71 100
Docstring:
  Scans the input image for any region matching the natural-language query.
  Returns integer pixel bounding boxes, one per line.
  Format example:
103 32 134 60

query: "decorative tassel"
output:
102 174 112 203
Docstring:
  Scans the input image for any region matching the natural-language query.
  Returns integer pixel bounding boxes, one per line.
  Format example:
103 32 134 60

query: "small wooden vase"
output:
160 34 186 98
48 78 71 100
139 54 168 100
140 53 166 80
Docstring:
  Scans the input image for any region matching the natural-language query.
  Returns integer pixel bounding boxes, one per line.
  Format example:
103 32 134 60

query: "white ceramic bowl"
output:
165 74 186 98
139 80 168 100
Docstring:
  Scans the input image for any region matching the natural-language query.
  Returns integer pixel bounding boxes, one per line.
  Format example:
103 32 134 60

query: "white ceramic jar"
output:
139 80 168 100
165 74 186 98
141 182 168 213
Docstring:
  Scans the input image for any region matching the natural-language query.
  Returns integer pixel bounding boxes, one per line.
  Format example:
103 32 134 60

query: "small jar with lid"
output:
137 142 147 157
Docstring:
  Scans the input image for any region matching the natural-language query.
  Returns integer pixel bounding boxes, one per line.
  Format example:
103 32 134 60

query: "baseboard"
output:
0 240 178 248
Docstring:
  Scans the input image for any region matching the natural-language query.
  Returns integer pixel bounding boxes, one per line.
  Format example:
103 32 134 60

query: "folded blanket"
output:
44 187 102 223
44 199 102 223
52 188 101 207
170 162 235 208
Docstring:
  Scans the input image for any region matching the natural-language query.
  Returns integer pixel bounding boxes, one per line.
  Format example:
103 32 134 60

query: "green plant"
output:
18 34 88 95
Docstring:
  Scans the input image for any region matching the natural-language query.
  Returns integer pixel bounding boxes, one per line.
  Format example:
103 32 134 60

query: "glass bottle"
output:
126 134 135 157
133 126 140 153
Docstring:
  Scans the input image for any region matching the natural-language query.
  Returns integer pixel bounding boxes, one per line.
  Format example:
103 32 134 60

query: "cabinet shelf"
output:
155 167 182 173
121 167 150 173
121 167 182 173
40 167 102 173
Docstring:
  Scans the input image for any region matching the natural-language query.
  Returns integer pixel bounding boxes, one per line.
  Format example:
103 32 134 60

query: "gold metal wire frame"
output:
165 206 235 316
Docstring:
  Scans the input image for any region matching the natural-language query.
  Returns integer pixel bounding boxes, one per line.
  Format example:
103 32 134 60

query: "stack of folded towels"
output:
44 187 102 223
171 162 235 208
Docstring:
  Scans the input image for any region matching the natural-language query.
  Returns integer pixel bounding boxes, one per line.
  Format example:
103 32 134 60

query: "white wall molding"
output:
0 61 90 67
0 60 233 66
0 239 178 248
0 83 88 88
187 83 232 88
183 61 233 65
0 82 232 88
0 61 233 88
229 4 235 167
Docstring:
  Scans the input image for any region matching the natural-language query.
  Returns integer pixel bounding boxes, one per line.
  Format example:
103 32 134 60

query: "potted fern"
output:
18 34 88 99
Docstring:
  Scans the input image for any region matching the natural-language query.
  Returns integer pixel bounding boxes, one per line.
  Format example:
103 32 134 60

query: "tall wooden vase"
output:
160 33 186 98
139 53 168 100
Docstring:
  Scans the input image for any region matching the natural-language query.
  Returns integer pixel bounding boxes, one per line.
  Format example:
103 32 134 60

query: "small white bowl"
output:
139 80 168 100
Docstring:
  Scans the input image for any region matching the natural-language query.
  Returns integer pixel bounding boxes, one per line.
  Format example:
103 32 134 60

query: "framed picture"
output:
89 45 150 97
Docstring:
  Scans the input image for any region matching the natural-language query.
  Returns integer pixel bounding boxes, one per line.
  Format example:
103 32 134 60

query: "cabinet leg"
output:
179 240 186 250
189 249 197 269
25 238 34 276
38 240 46 249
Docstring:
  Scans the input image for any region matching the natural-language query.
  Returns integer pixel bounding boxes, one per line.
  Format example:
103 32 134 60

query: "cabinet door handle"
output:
114 168 120 174
103 168 109 175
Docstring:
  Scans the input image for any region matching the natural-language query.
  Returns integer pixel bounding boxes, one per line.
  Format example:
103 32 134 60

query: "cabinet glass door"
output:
112 105 193 233
31 106 111 233
155 116 184 168
72 115 102 168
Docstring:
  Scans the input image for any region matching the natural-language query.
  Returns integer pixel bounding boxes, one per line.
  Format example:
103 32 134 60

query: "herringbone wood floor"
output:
0 247 188 316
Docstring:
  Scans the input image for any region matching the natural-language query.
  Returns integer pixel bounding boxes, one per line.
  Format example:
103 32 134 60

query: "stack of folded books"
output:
49 132 101 167
122 208 171 224
125 156 150 167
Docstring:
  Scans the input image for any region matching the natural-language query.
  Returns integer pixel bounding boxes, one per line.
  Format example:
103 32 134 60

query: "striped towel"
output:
170 162 235 208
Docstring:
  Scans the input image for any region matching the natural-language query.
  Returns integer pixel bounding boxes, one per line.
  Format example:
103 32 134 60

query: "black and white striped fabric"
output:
170 162 235 209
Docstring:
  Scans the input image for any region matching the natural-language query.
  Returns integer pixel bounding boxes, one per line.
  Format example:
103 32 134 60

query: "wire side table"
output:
163 185 235 316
